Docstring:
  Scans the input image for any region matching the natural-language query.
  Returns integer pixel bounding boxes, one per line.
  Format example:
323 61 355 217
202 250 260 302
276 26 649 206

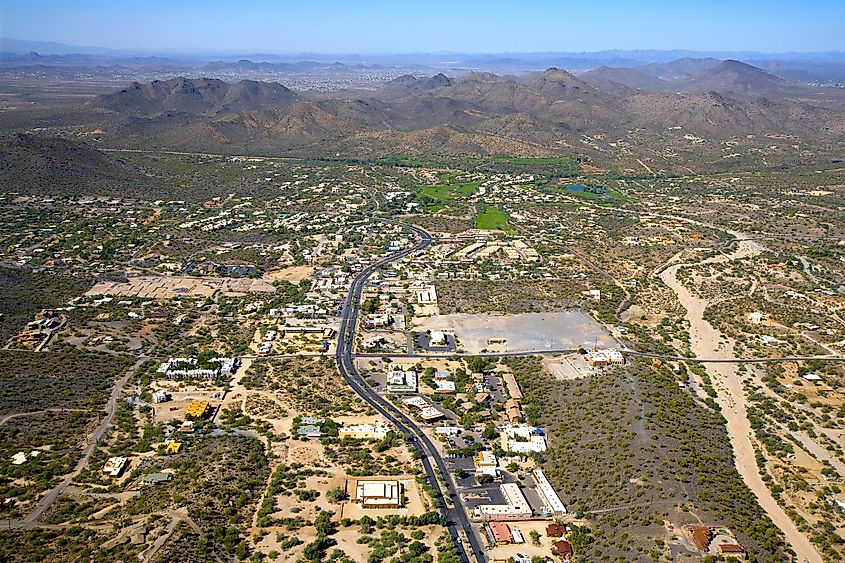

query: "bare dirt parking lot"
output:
413 311 617 354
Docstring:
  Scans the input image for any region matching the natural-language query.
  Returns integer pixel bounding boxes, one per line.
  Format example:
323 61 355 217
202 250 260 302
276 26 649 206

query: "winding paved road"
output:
335 224 485 563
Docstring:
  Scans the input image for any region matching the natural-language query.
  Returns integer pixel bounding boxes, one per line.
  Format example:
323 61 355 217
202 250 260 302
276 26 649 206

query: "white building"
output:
533 469 567 517
103 456 128 477
420 407 444 421
387 369 418 393
472 483 532 521
152 390 171 404
339 422 392 439
429 330 450 347
502 424 547 453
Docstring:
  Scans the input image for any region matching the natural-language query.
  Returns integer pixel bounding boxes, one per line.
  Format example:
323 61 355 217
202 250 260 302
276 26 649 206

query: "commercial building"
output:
472 483 532 521
486 521 513 545
157 356 240 381
355 480 404 509
533 469 567 517
429 331 448 347
475 450 498 469
339 422 391 439
415 285 438 305
387 369 418 393
502 424 547 453
402 396 429 409
586 348 625 367
420 407 444 421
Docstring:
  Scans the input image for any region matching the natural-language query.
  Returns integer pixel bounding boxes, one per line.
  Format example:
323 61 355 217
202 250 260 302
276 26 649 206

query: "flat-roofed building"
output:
339 422 391 440
415 285 438 305
586 348 625 367
475 450 497 468
502 424 547 453
533 469 567 517
103 456 128 477
355 480 404 509
487 521 513 545
419 406 444 421
387 369 418 393
472 483 532 521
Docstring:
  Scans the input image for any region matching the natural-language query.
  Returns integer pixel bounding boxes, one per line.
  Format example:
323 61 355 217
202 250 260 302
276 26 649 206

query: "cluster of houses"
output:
483 521 574 561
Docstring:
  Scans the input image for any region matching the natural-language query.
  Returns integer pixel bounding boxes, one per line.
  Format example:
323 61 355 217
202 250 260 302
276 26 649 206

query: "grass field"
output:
418 180 481 201
563 184 631 203
475 206 513 232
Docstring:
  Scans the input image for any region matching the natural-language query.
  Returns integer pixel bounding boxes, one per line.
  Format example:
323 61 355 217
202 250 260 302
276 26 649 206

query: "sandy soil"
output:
660 239 823 563
262 265 315 282
542 353 593 380
413 311 616 354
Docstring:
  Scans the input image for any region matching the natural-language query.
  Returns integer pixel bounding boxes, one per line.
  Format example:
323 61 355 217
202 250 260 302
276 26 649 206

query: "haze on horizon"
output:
2 0 844 55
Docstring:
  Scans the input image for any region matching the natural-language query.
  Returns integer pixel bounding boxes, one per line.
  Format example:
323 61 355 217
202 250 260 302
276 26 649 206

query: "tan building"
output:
355 480 404 509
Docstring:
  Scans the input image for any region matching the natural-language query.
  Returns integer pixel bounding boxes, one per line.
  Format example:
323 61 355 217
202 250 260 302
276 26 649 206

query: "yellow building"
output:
165 441 182 454
185 401 210 419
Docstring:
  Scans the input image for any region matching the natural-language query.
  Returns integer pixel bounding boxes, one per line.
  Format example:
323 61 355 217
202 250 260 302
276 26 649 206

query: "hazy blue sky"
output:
2 0 843 54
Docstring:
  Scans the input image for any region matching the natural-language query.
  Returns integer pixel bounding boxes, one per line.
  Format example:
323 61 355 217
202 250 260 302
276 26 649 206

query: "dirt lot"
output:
542 353 594 380
262 265 315 282
413 311 616 353
222 278 275 295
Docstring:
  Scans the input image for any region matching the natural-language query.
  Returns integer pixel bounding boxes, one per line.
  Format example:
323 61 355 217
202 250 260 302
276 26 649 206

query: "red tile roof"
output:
546 523 565 537
553 540 573 556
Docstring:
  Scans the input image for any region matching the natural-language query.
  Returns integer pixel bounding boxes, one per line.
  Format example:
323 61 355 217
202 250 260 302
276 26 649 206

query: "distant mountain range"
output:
3 37 845 81
1 55 844 182
578 59 793 96
0 59 821 170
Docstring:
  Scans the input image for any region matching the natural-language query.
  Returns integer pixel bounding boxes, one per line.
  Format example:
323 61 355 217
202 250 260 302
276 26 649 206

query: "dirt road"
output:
660 238 823 563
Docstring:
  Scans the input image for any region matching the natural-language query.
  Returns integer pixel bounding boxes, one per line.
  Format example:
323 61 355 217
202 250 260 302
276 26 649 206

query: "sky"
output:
1 0 844 54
